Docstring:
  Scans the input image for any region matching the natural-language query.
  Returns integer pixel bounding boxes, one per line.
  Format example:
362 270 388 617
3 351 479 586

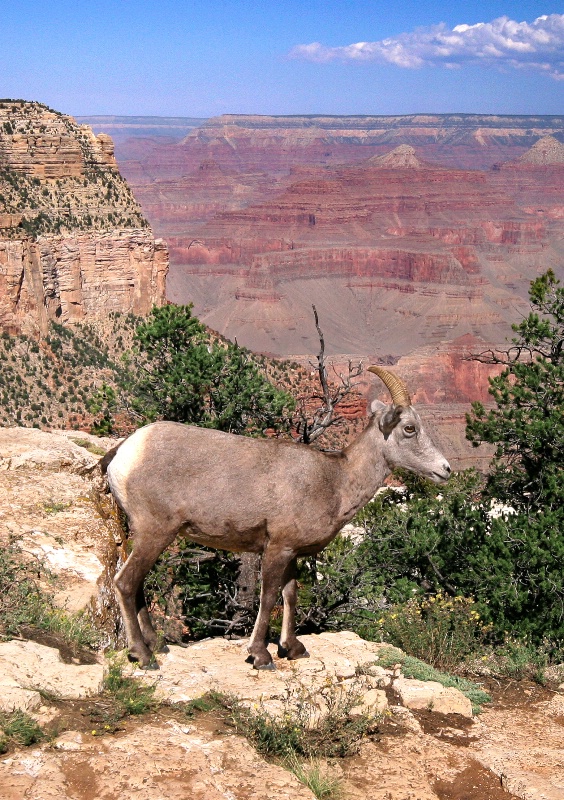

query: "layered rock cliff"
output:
165 143 561 362
0 100 167 334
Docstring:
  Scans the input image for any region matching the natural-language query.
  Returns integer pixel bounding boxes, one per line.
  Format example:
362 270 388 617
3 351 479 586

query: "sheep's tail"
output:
99 441 124 475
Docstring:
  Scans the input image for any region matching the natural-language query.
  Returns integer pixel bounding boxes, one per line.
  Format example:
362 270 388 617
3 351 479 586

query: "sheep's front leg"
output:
247 547 294 670
278 557 309 660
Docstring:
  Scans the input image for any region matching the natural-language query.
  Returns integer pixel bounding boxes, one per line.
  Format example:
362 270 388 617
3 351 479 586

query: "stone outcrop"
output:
0 426 118 620
0 101 117 178
366 144 425 169
0 101 168 333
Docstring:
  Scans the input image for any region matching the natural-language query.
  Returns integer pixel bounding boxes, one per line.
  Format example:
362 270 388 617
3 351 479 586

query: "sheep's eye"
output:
404 425 416 435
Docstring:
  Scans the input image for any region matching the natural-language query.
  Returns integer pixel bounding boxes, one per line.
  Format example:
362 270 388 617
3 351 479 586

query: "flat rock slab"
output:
395 676 473 718
0 640 104 712
0 721 316 800
142 631 392 706
468 692 564 800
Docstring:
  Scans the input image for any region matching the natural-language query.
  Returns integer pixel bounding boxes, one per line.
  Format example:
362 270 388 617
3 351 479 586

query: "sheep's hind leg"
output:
114 531 172 668
278 557 309 660
136 586 168 653
247 547 294 670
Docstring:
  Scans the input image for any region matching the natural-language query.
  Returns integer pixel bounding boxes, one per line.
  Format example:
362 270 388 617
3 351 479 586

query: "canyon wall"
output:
110 113 564 182
0 101 168 334
0 230 167 335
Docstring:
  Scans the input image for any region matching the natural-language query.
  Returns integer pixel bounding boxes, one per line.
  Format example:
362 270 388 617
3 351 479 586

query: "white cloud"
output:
289 14 564 79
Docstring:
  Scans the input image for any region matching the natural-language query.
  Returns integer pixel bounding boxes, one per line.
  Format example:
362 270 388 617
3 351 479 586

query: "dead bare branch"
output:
293 305 363 445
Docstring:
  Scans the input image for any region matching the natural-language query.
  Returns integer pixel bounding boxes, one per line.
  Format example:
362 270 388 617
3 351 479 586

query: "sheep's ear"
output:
370 399 387 416
379 405 403 438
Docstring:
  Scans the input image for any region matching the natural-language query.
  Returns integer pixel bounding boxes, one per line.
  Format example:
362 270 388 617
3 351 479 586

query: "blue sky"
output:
2 1 564 116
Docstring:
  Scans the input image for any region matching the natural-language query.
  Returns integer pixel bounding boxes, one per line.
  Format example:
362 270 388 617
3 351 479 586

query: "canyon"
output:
77 113 564 467
103 113 564 363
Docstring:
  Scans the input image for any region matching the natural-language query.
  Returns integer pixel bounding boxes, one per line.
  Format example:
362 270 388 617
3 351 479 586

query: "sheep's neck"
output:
337 420 390 524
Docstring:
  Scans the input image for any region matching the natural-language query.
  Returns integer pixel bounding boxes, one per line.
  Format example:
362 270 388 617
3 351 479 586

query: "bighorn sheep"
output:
104 367 450 669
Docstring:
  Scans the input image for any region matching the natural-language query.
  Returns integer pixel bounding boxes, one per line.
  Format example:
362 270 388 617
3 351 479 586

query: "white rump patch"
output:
106 425 153 506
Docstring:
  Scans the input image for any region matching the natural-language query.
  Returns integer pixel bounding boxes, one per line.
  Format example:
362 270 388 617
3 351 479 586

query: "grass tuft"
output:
0 709 45 752
103 653 157 717
285 753 343 800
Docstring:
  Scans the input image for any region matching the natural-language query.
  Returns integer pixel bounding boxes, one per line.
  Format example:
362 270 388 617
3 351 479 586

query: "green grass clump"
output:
376 646 491 714
103 654 157 717
0 710 45 752
0 542 46 637
69 437 107 456
184 691 227 716
285 753 343 800
36 607 102 651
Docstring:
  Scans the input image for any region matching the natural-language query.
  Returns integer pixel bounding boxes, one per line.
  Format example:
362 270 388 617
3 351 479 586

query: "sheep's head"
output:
368 366 451 484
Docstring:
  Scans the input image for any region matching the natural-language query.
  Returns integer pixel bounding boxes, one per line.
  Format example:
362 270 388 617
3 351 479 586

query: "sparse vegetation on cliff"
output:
0 100 148 238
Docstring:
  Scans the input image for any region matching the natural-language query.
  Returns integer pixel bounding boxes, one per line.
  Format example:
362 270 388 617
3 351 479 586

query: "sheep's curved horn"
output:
367 366 411 407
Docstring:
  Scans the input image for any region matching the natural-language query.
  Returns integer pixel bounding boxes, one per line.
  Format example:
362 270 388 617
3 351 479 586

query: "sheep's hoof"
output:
279 640 310 660
127 649 159 669
246 652 276 670
288 650 310 661
254 661 276 671
140 661 160 671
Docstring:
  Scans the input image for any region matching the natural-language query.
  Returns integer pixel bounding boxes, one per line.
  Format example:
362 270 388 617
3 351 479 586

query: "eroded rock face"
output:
0 229 168 334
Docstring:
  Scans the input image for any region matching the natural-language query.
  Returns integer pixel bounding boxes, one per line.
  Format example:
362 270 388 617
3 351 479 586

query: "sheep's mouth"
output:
431 470 450 484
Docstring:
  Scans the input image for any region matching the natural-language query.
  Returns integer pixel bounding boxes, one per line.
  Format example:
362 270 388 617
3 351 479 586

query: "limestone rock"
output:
0 722 316 800
394 677 473 718
0 640 104 711
145 632 391 709
350 688 388 716
366 144 426 169
518 135 564 165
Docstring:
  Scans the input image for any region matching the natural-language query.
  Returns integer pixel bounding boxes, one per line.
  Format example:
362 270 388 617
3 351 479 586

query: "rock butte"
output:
0 101 168 335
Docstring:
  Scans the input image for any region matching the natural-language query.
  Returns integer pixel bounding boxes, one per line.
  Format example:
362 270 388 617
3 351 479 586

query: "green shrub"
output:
369 592 491 672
